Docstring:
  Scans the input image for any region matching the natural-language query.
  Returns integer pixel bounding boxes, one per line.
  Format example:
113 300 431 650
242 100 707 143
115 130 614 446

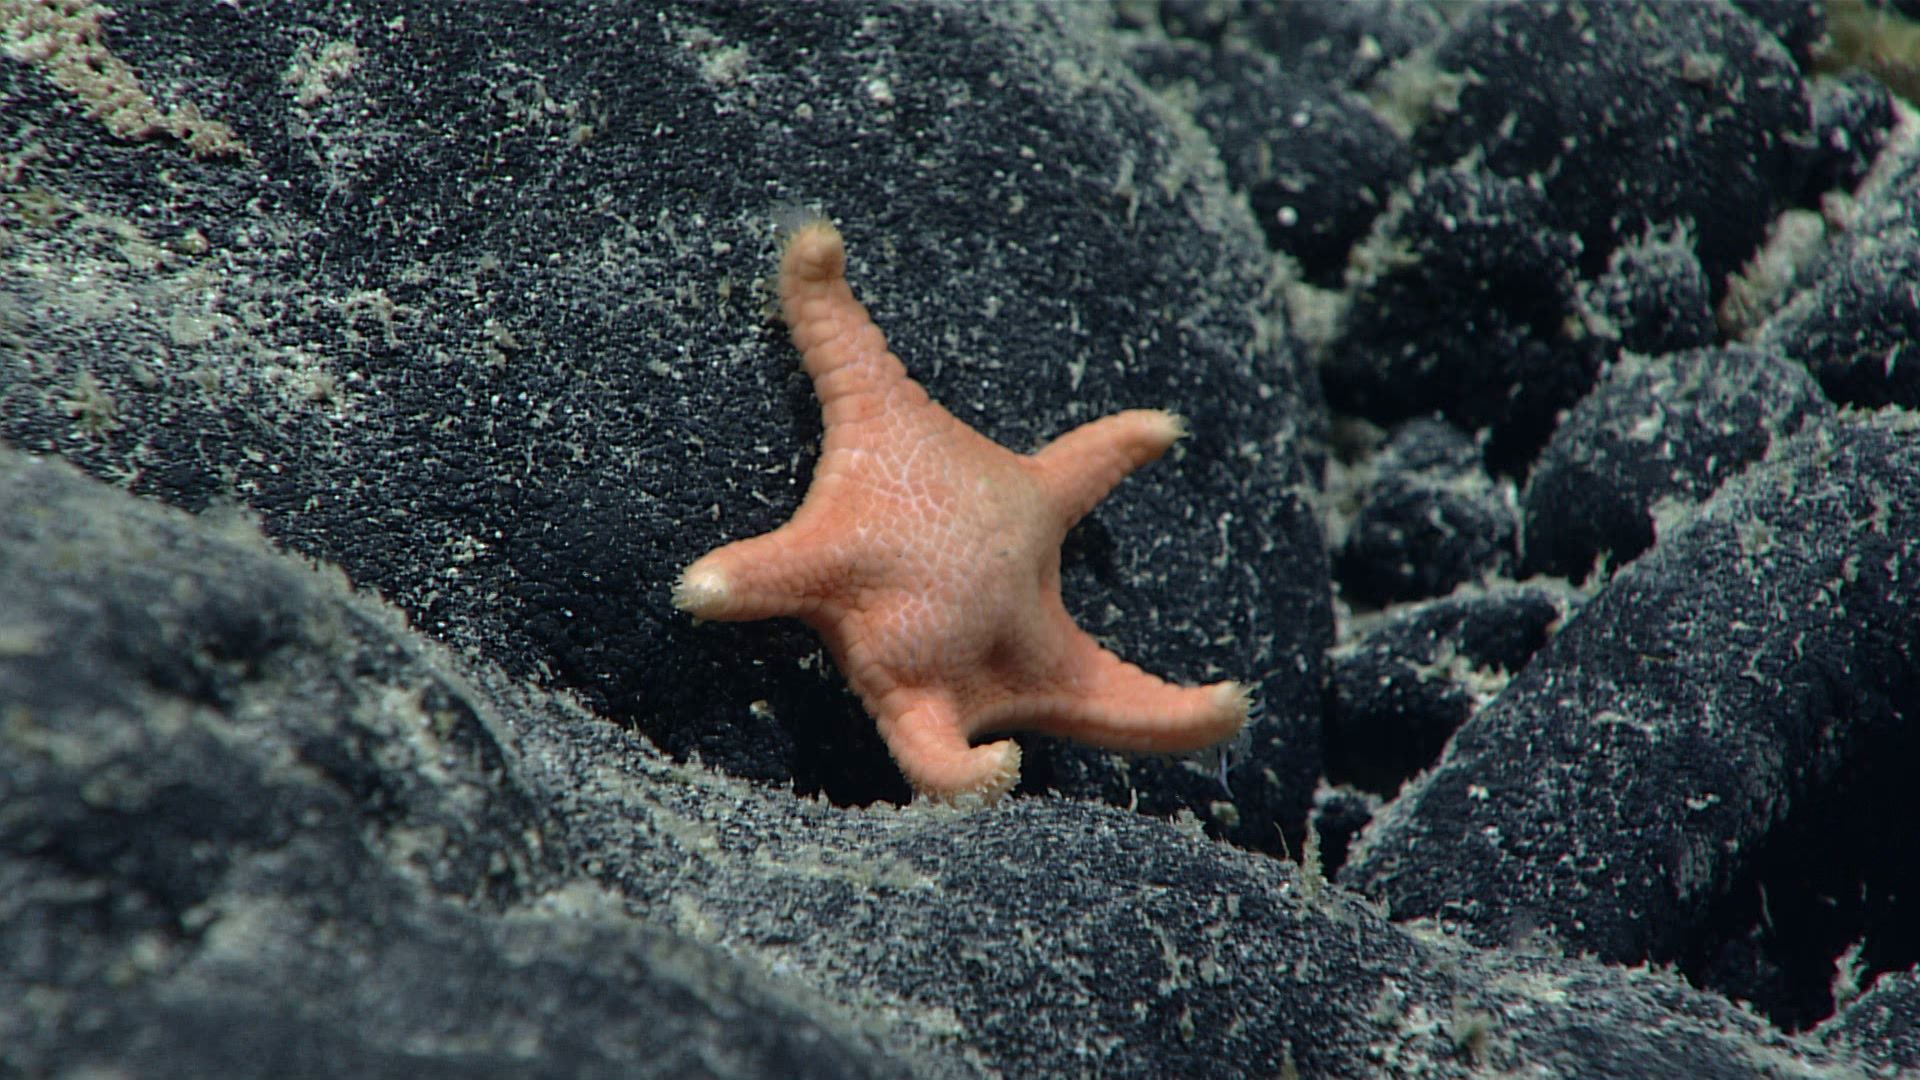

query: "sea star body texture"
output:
675 219 1249 802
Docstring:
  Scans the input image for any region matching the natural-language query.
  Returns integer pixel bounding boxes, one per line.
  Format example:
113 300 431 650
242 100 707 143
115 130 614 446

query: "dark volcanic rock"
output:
1306 783 1380 877
1763 234 1920 409
1327 583 1576 797
1678 709 1920 1031
1122 39 1411 285
0 450 912 1080
1804 72 1897 200
1761 117 1920 409
1583 225 1718 357
1815 969 1920 1070
1313 0 1821 471
1521 345 1834 581
1344 412 1920 982
1335 418 1516 606
1321 169 1606 465
1731 0 1826 72
1156 0 1451 88
0 447 1890 1079
0 0 1328 848
1414 0 1810 290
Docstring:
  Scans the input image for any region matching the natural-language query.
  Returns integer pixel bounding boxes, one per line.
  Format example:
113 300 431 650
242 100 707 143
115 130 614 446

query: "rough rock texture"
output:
1414 0 1809 289
1121 37 1410 285
1762 232 1920 408
1150 0 1448 87
1815 970 1920 1070
0 0 1328 850
1521 345 1834 581
1321 168 1605 466
1760 106 1920 408
1583 225 1719 358
1335 418 1517 606
1730 0 1825 73
1296 0 1918 1045
8 0 1920 1076
1326 583 1576 797
0 446 1891 1080
1676 707 1920 1034
1311 0 1821 469
1345 411 1920 977
1805 71 1896 200
0 449 914 1080
1306 782 1380 876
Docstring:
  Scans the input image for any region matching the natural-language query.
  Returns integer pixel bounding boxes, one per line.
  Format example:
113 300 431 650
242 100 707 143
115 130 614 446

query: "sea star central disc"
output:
675 219 1248 802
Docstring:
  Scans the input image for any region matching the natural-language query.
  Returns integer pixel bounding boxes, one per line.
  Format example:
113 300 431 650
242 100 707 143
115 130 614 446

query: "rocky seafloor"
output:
3 1 1918 1076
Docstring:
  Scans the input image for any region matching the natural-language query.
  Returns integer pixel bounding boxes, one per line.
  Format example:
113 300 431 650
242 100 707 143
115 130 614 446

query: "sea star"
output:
675 219 1250 802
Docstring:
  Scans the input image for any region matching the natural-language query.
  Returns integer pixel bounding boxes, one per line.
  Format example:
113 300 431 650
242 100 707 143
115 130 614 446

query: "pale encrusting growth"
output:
1 0 248 157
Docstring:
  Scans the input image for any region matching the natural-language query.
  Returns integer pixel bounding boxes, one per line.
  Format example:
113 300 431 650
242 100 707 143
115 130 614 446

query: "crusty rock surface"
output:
6 0 1920 1075
0 447 1892 1079
0 0 1328 852
1346 412 1920 975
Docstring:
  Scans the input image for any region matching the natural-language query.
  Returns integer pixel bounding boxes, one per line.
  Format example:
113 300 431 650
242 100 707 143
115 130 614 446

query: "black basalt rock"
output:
1521 345 1833 581
1346 412 1920 987
1335 418 1517 607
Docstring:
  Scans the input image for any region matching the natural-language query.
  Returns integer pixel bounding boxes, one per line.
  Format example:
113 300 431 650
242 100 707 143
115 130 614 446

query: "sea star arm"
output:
672 504 853 622
779 220 926 430
1013 611 1251 753
1040 638 1251 753
1027 409 1187 530
873 689 1024 801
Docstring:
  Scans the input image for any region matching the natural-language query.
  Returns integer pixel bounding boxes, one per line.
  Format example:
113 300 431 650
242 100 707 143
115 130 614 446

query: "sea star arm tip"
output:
1028 638 1252 751
776 220 911 402
780 218 846 287
670 563 732 618
1212 680 1255 727
1029 408 1188 529
673 525 843 622
878 695 1024 803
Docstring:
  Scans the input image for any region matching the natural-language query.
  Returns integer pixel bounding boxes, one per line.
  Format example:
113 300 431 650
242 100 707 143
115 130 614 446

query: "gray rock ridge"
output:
1815 969 1920 1070
1520 344 1835 581
1759 101 1920 409
0 449 916 1080
1335 418 1519 606
1327 581 1578 797
0 445 1895 1080
1344 410 1920 982
0 0 1328 847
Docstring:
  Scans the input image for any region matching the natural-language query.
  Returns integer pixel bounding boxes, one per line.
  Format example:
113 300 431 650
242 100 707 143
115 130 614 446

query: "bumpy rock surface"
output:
1805 71 1896 199
1815 970 1920 1070
1760 109 1920 408
0 0 1328 850
1346 412 1920 973
1327 583 1576 795
1336 418 1517 606
0 446 1890 1080
1584 225 1718 357
1521 345 1833 581
0 449 914 1080
1414 0 1808 289
1121 37 1410 285
1321 169 1604 464
7 0 1920 1075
